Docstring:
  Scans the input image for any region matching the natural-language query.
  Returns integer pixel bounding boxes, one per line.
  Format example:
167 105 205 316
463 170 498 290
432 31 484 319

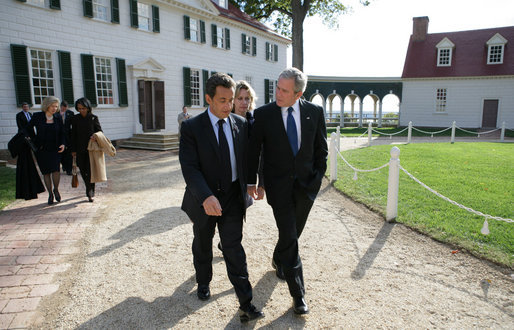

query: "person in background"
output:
71 97 102 203
177 106 191 137
247 68 328 315
26 96 65 205
56 100 75 175
16 102 32 132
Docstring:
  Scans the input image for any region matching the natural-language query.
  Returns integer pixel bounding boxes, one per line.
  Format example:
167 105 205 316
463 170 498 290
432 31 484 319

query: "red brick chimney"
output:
412 16 429 41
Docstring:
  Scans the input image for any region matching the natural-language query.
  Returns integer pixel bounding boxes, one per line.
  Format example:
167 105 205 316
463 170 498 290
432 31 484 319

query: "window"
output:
266 42 278 62
138 3 150 31
27 0 45 7
212 24 230 50
190 69 201 106
435 88 447 112
22 0 60 9
190 19 200 42
243 35 251 54
93 0 109 21
94 57 114 105
244 76 252 86
30 49 55 105
486 33 507 65
216 27 225 48
218 0 227 8
437 49 451 66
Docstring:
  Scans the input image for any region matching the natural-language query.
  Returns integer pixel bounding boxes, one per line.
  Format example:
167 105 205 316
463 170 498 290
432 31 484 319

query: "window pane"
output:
94 56 114 105
29 49 54 105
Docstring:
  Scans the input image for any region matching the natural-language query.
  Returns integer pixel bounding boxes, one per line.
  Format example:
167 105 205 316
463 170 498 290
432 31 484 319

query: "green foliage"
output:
230 0 349 37
330 142 514 267
0 167 16 210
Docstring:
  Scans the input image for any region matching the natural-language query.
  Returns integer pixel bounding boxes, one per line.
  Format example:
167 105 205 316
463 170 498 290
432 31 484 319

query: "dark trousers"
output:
272 183 314 298
60 148 72 173
76 152 95 196
192 181 252 309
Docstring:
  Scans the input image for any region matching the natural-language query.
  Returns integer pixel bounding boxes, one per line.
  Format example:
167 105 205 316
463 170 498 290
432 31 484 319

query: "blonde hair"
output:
234 80 257 111
41 96 61 114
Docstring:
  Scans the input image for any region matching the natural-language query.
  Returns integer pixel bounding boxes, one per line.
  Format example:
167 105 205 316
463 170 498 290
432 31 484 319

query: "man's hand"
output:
256 186 265 200
57 145 65 153
202 195 222 216
247 186 257 200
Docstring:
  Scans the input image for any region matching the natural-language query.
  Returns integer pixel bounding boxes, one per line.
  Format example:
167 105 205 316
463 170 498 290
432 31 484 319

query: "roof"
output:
402 26 514 78
211 1 290 42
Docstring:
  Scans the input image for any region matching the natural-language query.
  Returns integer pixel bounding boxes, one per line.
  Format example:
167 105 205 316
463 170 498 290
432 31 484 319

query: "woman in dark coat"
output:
71 97 102 203
27 96 65 205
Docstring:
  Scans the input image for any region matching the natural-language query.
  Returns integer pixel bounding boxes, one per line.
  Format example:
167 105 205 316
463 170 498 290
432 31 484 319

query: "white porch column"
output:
378 101 383 128
358 101 363 128
131 79 143 134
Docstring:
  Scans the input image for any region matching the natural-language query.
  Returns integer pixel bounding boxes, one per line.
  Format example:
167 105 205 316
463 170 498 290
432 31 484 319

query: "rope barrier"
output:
455 126 500 135
399 165 513 224
370 127 409 136
412 126 452 135
337 150 389 173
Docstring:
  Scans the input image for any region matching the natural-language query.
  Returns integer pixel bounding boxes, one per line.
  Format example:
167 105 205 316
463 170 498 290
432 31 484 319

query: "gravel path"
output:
34 142 513 329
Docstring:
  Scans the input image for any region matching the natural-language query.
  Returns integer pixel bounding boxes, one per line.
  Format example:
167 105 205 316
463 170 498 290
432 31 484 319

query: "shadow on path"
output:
89 206 188 257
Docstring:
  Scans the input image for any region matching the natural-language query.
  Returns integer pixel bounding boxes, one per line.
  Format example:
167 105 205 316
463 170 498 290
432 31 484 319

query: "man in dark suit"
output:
55 100 75 175
179 73 263 323
16 102 32 133
248 68 328 315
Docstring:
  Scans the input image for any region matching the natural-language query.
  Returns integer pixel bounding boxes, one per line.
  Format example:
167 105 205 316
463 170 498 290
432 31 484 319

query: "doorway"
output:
138 80 165 131
482 99 498 128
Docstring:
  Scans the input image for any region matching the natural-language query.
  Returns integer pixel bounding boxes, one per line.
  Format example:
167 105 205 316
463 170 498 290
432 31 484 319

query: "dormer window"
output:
486 33 507 64
436 37 455 67
216 0 228 9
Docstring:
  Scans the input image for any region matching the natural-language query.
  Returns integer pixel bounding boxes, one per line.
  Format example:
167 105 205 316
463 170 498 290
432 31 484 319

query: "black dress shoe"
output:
293 296 309 315
271 260 285 280
197 284 210 301
239 304 264 323
53 189 61 202
48 193 54 205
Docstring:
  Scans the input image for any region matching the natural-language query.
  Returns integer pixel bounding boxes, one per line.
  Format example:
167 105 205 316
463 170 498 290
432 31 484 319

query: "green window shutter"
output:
81 54 97 107
265 42 270 60
274 44 278 62
111 0 119 23
58 51 74 105
152 5 160 32
183 16 190 40
83 0 93 18
130 0 138 28
10 44 32 107
241 34 246 54
225 28 230 50
252 37 257 56
211 24 217 47
202 69 209 106
200 20 206 43
228 73 233 78
50 0 60 9
264 79 270 104
183 67 191 107
17 0 27 2
116 58 128 107
211 71 217 76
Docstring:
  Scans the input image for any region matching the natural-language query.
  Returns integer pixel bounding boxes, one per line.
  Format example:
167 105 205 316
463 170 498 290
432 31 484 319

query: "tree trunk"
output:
291 0 309 71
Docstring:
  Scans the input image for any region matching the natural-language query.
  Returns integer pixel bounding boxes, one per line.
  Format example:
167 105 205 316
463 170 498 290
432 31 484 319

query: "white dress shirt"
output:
208 108 237 182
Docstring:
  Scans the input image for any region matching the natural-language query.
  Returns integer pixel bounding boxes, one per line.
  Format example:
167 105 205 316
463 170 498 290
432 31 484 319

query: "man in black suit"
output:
248 68 328 315
16 102 32 133
55 100 75 175
179 73 263 323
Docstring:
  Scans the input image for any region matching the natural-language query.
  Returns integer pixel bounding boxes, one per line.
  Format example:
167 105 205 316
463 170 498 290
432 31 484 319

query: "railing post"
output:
330 133 338 182
407 121 412 144
336 126 341 152
451 121 456 144
386 146 400 222
367 121 372 147
500 121 505 142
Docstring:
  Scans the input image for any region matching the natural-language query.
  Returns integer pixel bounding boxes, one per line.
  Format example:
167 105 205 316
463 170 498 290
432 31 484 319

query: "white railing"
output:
329 133 513 233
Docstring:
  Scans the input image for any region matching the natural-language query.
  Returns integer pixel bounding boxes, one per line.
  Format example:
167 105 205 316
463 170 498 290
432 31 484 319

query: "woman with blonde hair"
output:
27 96 65 205
232 80 257 121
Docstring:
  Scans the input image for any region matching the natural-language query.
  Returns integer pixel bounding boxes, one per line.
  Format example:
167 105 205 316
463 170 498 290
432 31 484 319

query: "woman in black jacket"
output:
71 97 102 202
27 96 65 205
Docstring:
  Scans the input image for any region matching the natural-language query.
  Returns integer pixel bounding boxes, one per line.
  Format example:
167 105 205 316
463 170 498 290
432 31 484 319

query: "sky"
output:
294 0 514 77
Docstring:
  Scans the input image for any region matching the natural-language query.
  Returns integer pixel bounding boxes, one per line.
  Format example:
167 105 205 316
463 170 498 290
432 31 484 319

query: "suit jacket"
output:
55 109 75 146
248 99 328 207
180 110 249 224
71 113 102 153
16 111 33 135
26 112 65 151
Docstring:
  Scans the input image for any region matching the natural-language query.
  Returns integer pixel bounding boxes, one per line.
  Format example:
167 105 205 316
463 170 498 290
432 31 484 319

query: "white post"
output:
358 101 364 128
451 121 456 144
367 122 372 147
336 126 341 151
407 121 412 144
386 147 400 222
330 133 338 182
500 121 505 142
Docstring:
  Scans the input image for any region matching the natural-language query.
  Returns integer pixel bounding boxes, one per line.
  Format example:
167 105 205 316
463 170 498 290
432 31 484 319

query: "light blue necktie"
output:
287 107 298 156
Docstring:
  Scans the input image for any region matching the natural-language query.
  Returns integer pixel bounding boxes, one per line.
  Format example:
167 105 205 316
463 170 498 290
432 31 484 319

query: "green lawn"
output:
327 126 514 138
331 142 514 268
0 167 16 210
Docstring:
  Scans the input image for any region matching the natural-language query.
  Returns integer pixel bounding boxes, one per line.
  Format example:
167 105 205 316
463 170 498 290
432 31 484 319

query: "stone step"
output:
119 133 180 151
0 160 7 167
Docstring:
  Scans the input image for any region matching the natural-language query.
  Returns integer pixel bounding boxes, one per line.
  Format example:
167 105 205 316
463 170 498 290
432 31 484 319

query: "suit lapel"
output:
298 99 310 154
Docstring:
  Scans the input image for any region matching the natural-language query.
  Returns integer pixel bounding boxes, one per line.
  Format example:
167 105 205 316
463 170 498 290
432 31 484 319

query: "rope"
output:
370 127 409 136
455 126 500 135
412 126 451 135
399 165 513 223
337 150 389 173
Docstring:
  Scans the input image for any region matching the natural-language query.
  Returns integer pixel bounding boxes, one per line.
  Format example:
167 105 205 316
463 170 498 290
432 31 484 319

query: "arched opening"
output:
381 94 400 127
327 94 342 125
343 94 360 127
363 94 379 124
